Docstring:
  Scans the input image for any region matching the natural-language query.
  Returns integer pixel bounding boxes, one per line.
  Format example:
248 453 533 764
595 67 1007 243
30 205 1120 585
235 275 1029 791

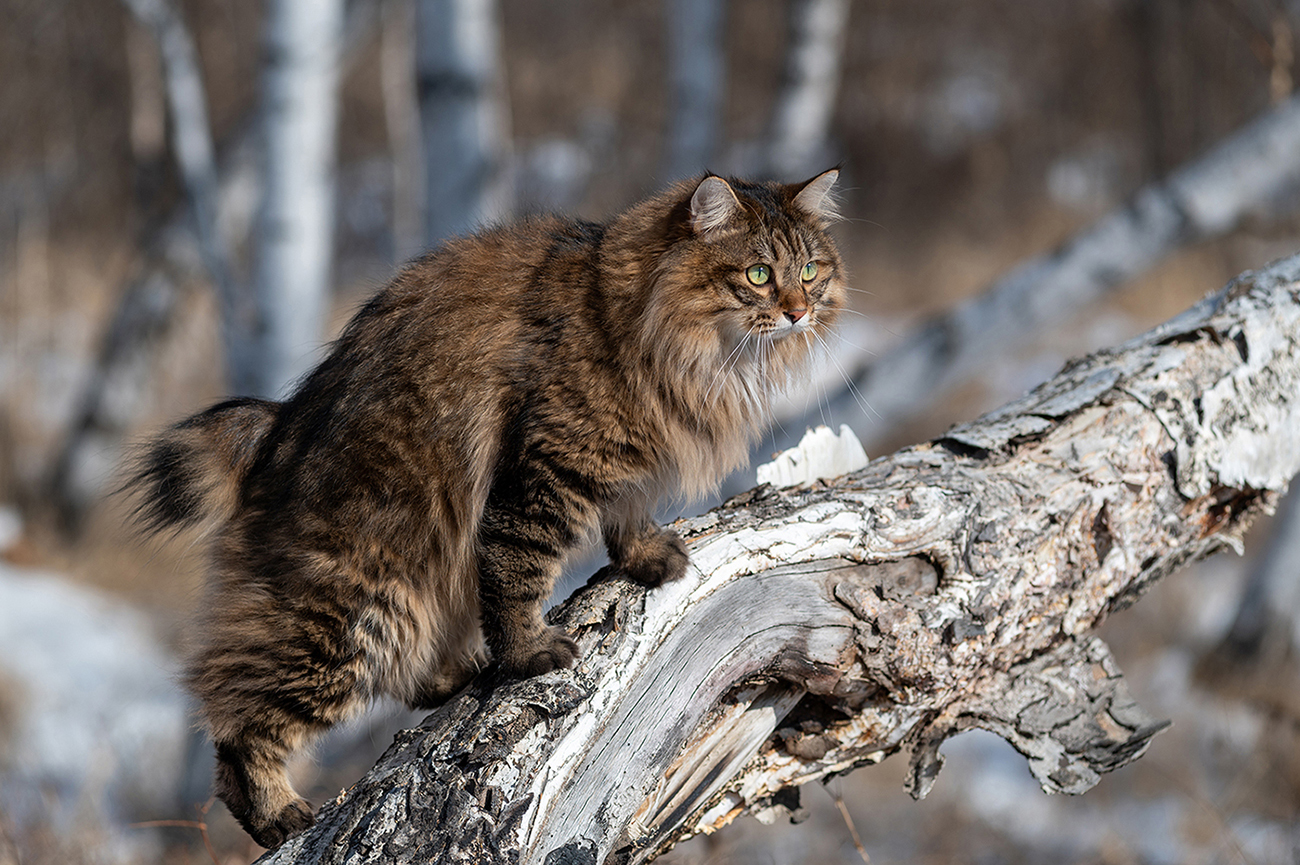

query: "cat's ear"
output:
792 169 841 223
690 175 742 235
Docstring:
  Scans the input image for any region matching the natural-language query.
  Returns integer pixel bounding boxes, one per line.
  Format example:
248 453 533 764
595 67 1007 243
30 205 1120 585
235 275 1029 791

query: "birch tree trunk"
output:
663 0 726 180
117 0 248 387
381 0 427 263
767 0 850 178
51 4 379 530
806 93 1300 451
62 0 260 532
259 254 1300 864
416 0 513 245
249 0 346 398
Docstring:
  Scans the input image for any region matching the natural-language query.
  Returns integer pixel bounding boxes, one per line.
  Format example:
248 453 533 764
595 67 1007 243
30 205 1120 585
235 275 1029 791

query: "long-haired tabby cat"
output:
127 169 845 847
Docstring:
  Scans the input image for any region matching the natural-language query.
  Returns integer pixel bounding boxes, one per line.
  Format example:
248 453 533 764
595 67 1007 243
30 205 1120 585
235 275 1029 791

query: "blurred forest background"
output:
2 0 1300 863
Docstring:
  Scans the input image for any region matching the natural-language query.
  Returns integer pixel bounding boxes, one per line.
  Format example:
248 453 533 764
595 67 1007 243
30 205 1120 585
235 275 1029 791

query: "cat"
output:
126 169 845 848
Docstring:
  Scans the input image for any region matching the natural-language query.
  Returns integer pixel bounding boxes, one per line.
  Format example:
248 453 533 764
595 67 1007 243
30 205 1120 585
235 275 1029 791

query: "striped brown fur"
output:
125 170 846 848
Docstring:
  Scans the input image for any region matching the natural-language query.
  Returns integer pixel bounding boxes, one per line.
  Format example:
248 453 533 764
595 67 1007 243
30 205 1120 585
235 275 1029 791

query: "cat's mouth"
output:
755 315 814 340
721 312 818 356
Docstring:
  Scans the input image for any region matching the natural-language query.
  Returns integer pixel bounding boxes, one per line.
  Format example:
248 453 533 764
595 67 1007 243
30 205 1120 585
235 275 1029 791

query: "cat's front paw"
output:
500 627 580 678
621 529 689 587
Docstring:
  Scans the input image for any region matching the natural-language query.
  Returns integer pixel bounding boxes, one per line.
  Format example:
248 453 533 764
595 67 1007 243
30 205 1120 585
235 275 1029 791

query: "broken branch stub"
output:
262 255 1300 865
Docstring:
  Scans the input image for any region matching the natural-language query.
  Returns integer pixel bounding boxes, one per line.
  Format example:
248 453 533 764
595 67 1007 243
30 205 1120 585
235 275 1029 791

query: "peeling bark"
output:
261 256 1300 864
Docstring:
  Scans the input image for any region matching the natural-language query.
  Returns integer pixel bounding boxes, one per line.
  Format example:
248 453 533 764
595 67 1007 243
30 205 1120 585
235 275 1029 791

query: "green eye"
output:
801 261 819 282
746 264 771 286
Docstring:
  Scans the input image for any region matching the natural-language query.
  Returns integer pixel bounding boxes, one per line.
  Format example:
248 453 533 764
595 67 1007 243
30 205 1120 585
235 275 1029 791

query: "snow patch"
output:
756 425 868 489
0 564 188 862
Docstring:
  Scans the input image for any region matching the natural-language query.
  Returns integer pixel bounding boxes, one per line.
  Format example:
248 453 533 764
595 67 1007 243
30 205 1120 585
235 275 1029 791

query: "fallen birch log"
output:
262 254 1300 865
807 94 1300 450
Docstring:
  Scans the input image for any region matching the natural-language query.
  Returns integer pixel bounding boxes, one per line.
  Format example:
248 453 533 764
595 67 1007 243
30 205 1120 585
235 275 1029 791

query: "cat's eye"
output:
801 261 818 282
745 264 771 286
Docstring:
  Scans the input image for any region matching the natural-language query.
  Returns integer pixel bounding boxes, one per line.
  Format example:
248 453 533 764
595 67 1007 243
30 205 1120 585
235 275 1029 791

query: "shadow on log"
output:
262 255 1300 864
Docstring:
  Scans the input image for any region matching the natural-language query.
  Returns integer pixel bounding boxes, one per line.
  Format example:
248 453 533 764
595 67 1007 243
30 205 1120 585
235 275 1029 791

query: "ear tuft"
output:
792 169 841 223
690 175 742 235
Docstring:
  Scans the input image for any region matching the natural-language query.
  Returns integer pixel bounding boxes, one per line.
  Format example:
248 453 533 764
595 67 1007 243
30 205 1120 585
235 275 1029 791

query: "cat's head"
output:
647 169 847 375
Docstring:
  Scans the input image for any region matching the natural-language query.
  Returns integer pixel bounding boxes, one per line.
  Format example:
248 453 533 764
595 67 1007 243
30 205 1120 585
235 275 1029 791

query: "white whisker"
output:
704 324 755 409
813 329 878 422
831 330 878 358
761 334 784 436
802 330 831 429
832 308 874 319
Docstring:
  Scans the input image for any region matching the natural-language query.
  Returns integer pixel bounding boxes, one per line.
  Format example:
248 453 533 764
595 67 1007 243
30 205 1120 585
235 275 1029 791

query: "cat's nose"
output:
785 308 808 323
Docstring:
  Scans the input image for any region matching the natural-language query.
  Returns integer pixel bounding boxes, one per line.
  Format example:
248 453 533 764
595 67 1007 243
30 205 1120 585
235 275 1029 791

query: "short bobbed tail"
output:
124 398 280 534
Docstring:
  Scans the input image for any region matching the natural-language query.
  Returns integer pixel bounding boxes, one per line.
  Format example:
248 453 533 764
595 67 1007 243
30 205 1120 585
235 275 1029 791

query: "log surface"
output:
263 256 1300 865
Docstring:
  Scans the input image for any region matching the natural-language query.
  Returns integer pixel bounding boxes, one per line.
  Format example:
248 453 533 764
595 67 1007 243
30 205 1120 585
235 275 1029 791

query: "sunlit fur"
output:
124 170 845 848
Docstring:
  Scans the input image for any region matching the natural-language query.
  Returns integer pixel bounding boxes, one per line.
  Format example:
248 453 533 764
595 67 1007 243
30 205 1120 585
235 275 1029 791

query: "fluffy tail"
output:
125 397 280 533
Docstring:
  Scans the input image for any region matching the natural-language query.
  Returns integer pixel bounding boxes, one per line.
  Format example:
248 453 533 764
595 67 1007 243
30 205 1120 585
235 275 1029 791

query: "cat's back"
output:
368 214 602 361
245 216 604 520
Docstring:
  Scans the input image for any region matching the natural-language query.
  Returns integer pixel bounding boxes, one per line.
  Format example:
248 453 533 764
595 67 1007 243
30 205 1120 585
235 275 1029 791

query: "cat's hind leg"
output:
190 588 368 848
212 733 314 848
404 619 487 710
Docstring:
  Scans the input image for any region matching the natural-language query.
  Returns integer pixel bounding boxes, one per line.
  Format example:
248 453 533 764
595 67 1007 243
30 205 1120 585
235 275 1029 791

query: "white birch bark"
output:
664 0 726 180
259 254 1300 865
381 0 427 263
249 0 346 398
767 0 850 178
415 0 513 245
53 2 378 528
117 0 247 386
809 93 1300 450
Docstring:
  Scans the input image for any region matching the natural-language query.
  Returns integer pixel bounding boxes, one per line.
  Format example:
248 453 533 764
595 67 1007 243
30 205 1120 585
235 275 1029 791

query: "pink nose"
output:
785 308 808 323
